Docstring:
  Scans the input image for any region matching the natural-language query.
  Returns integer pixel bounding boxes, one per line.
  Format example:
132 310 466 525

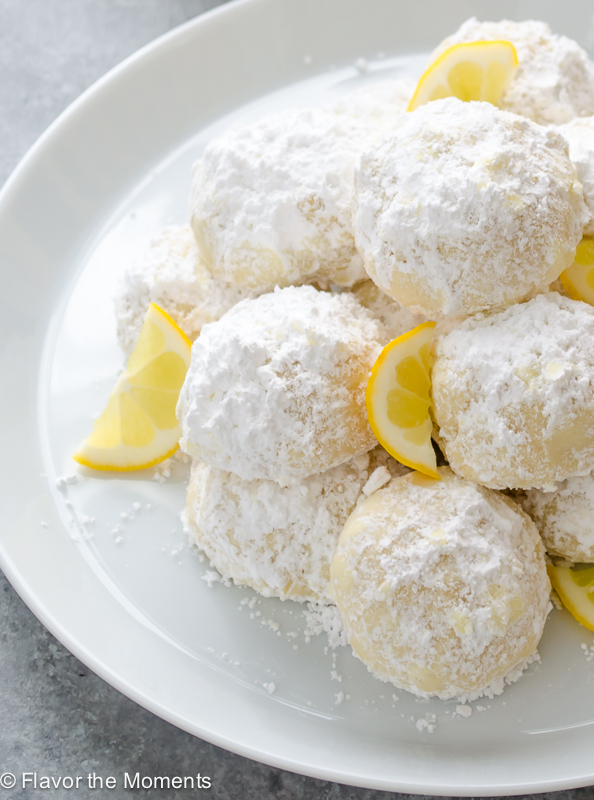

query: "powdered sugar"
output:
434 18 594 125
190 107 373 293
557 117 594 236
177 286 386 485
525 471 594 561
331 77 414 127
184 451 391 602
433 293 594 490
114 225 254 354
353 98 587 318
303 602 347 648
362 466 392 497
330 469 550 700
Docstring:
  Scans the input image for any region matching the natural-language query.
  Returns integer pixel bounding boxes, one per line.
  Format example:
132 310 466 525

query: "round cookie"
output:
331 77 414 127
185 449 408 602
433 18 594 125
115 225 253 355
190 107 371 293
525 473 594 562
432 293 594 491
177 285 386 486
353 98 588 318
330 468 550 700
557 117 594 235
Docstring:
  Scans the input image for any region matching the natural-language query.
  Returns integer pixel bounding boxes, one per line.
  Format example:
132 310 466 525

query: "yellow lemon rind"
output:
559 237 594 306
408 40 519 112
73 302 192 472
150 302 192 348
366 321 439 479
548 564 594 633
559 269 587 303
73 440 180 472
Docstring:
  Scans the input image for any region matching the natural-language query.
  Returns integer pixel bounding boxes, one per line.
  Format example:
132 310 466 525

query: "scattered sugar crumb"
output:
335 691 345 706
153 459 172 482
303 602 347 649
56 474 78 490
456 705 472 718
362 466 391 497
263 682 276 695
40 521 49 528
355 57 369 73
202 571 218 587
330 670 342 683
580 642 594 662
133 502 141 511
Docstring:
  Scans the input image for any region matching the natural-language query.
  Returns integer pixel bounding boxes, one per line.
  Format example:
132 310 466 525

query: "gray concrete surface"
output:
1 1 594 798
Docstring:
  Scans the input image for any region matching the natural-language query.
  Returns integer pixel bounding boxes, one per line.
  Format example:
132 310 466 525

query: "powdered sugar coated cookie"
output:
177 286 386 485
433 18 594 125
353 98 587 318
190 107 373 293
115 226 254 354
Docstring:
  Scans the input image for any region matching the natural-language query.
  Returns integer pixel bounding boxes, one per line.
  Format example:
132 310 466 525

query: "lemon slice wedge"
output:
548 563 594 632
408 41 519 112
366 321 438 478
559 236 594 305
74 303 192 471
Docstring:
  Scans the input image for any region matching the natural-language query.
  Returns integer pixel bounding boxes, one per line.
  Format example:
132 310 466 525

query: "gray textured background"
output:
1 1 594 798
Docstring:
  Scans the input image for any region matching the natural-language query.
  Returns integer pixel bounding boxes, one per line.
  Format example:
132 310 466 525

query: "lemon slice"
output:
559 236 594 305
548 563 594 632
366 321 438 478
408 41 519 112
74 303 192 471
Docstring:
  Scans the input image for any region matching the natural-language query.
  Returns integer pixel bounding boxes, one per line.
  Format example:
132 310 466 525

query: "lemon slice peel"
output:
559 236 594 305
366 321 439 479
73 302 192 472
548 563 594 632
408 41 519 112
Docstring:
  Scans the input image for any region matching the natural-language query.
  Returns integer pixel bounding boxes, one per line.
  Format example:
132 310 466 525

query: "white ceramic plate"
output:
3 0 594 794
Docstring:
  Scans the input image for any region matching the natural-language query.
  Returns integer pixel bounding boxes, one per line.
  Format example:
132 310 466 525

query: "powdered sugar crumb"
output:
415 714 437 733
303 602 347 649
362 466 391 497
56 474 78 490
202 569 231 588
